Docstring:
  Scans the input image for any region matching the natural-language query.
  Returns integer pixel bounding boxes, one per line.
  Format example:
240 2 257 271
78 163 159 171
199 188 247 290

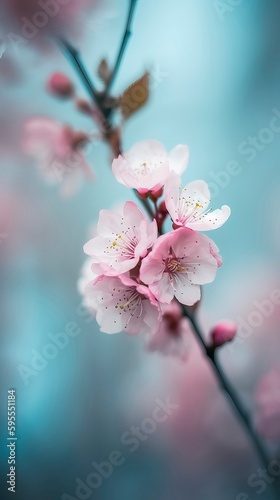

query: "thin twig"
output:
183 307 279 498
104 0 138 97
60 39 106 118
135 191 155 220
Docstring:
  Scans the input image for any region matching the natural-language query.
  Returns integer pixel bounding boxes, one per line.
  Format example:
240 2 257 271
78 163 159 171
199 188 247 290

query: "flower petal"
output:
168 144 189 175
149 273 175 304
173 274 201 306
186 205 231 231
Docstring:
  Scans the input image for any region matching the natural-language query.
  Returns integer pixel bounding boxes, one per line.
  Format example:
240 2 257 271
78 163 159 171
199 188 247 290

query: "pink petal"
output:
173 274 201 305
149 273 175 304
187 205 231 231
140 256 165 285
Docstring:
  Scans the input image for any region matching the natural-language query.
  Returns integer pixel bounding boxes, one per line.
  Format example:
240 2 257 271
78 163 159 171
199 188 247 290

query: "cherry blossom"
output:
112 140 189 196
146 300 191 360
83 201 157 276
165 171 231 231
22 117 93 196
85 274 161 335
140 227 221 306
255 367 280 440
1 0 99 47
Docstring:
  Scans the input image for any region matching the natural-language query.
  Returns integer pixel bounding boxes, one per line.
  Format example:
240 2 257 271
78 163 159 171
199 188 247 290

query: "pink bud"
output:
137 189 150 199
75 98 93 115
211 320 237 347
47 72 74 98
150 187 163 201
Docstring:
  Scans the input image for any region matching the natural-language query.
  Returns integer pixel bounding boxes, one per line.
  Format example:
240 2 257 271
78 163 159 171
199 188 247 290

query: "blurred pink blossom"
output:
1 0 99 49
83 201 157 276
146 300 191 360
22 117 93 196
85 274 161 335
112 140 189 196
255 367 280 440
165 171 231 231
140 227 221 306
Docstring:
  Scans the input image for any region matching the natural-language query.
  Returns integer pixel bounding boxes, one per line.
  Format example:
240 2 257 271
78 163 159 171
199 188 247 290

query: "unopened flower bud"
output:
47 72 74 98
159 201 168 215
137 189 150 199
75 98 93 115
211 320 237 347
150 187 163 201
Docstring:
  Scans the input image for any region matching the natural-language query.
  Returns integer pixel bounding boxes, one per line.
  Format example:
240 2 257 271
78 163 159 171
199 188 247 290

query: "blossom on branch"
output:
80 138 230 342
22 117 93 196
85 274 161 335
1 0 99 48
112 140 189 197
146 300 191 359
165 171 231 231
83 201 157 276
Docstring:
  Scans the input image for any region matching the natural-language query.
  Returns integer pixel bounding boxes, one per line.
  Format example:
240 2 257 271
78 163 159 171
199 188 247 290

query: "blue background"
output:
1 1 280 499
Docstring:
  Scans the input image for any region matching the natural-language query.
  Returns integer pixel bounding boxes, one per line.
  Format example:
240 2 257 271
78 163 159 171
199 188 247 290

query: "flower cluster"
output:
22 117 94 196
81 140 230 355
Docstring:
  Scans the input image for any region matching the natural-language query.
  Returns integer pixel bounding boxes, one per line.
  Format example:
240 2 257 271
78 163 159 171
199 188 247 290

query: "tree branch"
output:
182 306 279 498
104 0 138 97
60 39 106 119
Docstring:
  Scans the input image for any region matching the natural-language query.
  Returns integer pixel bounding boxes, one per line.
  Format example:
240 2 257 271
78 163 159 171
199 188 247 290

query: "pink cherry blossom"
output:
22 117 93 196
165 171 231 231
140 228 220 306
1 0 99 47
83 201 157 276
112 140 189 195
146 300 191 360
255 367 280 440
85 274 161 335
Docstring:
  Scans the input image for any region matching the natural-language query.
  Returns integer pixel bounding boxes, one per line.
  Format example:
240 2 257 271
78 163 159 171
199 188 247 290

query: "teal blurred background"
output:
1 0 280 498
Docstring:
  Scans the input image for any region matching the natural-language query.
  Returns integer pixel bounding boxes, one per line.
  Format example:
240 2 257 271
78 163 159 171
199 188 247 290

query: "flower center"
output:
166 258 185 273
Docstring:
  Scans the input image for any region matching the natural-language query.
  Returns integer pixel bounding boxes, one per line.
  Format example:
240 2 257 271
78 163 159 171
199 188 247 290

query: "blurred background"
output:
1 0 280 498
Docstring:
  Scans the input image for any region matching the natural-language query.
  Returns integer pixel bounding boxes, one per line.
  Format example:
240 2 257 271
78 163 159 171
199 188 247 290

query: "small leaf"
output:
97 58 111 84
119 72 149 120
